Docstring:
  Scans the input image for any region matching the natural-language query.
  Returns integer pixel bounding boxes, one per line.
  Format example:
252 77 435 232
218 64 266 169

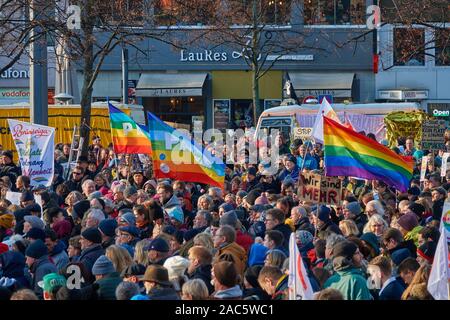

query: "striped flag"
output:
108 103 152 155
288 233 314 300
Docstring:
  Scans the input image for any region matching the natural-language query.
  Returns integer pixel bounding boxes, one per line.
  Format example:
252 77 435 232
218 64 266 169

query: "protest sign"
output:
298 172 343 205
6 191 44 219
441 153 450 177
8 119 55 187
421 120 446 150
420 156 428 182
293 127 313 141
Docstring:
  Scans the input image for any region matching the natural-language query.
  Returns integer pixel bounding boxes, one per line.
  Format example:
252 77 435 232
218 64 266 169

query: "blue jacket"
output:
30 255 58 299
296 154 318 170
379 278 406 300
79 244 105 282
49 241 69 272
277 165 300 183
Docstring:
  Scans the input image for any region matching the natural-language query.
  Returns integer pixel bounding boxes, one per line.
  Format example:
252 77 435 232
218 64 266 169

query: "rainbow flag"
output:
147 112 225 188
323 116 413 192
108 103 152 155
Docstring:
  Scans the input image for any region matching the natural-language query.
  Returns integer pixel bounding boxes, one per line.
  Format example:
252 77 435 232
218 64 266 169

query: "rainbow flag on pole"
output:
323 116 413 192
108 103 152 155
147 112 225 188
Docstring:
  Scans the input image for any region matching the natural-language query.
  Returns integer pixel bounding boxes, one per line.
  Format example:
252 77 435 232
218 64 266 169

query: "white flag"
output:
311 99 341 143
427 202 450 300
288 233 314 300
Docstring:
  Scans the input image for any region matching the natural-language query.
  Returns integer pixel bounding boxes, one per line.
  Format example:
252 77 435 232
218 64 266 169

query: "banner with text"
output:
421 120 446 150
298 172 343 206
7 119 54 187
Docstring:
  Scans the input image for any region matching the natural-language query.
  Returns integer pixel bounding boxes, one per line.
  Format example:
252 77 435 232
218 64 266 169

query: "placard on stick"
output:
298 172 343 206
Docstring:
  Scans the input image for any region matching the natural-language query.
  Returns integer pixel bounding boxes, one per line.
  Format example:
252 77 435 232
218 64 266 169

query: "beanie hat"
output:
120 212 136 226
98 219 118 237
317 205 331 222
24 215 45 230
345 202 362 217
88 191 103 201
145 237 169 252
81 227 102 244
0 214 14 229
286 155 297 164
236 191 248 199
333 240 357 260
219 203 234 213
72 200 90 221
247 167 257 177
20 191 34 202
24 227 46 241
92 255 115 275
244 190 261 206
0 243 8 255
38 273 66 293
25 239 48 259
295 230 314 248
119 226 140 238
408 203 425 219
360 232 380 256
397 213 419 232
255 194 270 205
124 186 138 198
163 256 190 281
248 221 266 239
417 241 437 264
248 243 268 267
52 220 72 239
219 210 238 228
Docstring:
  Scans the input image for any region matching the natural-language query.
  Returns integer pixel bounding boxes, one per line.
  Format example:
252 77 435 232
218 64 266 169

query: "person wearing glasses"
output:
64 166 85 193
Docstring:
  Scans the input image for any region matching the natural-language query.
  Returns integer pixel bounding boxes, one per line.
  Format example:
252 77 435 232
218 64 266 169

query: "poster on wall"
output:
213 99 230 131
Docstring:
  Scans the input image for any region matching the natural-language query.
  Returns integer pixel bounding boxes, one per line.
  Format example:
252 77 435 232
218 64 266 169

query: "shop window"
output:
154 0 218 26
394 28 425 66
97 0 146 26
303 0 365 25
264 0 292 25
435 28 450 66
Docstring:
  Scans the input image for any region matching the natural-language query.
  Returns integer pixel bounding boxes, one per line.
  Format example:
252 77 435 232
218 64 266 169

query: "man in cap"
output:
98 218 118 249
142 264 179 300
118 225 141 255
25 239 58 298
145 237 171 266
78 227 105 282
38 273 66 300
92 255 122 300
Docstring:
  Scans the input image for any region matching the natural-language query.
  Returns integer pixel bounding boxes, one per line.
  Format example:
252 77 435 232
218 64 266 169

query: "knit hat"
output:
250 204 266 213
25 239 48 259
286 155 297 164
0 150 13 160
0 214 14 229
236 191 248 199
219 203 234 213
408 203 425 219
20 191 34 202
119 226 140 238
0 243 8 255
142 265 171 286
24 215 45 230
92 255 115 275
81 227 102 244
333 240 358 260
121 263 147 279
244 190 261 206
145 237 169 252
38 273 66 293
52 220 72 239
163 256 190 281
247 167 257 177
248 221 266 239
120 212 136 226
87 191 103 201
417 241 437 264
219 210 238 228
72 200 90 221
98 219 118 237
317 205 331 222
255 194 270 205
124 186 138 198
397 213 419 232
295 230 314 248
24 227 46 241
360 232 380 256
27 203 42 213
345 202 362 217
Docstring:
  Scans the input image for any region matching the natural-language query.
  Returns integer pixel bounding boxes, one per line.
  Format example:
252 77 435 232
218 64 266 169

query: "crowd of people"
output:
0 131 449 301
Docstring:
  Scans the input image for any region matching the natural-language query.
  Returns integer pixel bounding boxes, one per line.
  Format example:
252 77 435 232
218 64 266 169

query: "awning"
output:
136 72 207 97
288 72 355 98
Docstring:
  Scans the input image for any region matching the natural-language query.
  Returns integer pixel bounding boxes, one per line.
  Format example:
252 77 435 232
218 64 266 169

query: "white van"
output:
255 102 422 141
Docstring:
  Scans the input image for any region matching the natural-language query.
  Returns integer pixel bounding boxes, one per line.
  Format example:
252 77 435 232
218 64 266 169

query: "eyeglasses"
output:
73 172 82 175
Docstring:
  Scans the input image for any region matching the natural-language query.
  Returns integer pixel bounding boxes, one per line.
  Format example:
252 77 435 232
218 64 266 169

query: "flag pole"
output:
106 97 120 181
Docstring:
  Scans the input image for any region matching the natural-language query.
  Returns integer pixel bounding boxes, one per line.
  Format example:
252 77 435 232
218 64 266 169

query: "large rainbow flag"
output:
147 112 225 188
108 103 152 155
323 116 413 192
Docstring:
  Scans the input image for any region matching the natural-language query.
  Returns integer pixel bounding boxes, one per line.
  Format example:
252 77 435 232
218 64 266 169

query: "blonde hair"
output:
401 264 432 300
193 233 214 255
182 279 209 300
339 219 360 237
105 245 133 274
363 214 388 234
265 250 287 269
134 239 150 266
197 195 213 211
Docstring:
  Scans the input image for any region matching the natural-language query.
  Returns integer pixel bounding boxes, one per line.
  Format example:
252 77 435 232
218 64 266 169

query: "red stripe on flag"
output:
296 255 308 291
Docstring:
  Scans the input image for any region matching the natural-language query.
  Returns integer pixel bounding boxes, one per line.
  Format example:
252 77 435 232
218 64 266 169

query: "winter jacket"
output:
215 242 247 276
324 267 372 300
79 244 105 281
49 241 70 272
295 217 316 235
29 255 58 299
317 220 342 236
63 178 83 193
0 251 30 289
243 287 270 300
248 243 269 267
162 194 184 224
0 163 21 185
296 154 318 171
272 274 289 300
354 214 368 234
272 223 292 252
147 286 180 300
277 165 300 183
187 264 214 294
432 198 445 221
236 230 253 252
212 285 243 300
95 272 123 300
378 278 406 300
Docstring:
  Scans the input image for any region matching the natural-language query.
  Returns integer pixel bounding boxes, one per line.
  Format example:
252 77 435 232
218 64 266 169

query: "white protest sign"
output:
441 152 450 177
420 156 428 182
6 191 44 219
294 127 313 140
7 119 55 187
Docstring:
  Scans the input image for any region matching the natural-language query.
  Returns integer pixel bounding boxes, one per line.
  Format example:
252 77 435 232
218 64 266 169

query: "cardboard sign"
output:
294 127 313 140
441 152 450 177
298 172 343 205
420 156 428 182
421 120 446 150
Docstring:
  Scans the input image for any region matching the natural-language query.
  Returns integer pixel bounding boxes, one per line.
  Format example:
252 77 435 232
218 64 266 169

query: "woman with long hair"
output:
105 245 134 274
401 264 433 300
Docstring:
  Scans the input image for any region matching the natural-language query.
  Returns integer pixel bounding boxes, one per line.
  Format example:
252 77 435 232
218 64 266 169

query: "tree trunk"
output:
251 64 261 127
251 0 261 127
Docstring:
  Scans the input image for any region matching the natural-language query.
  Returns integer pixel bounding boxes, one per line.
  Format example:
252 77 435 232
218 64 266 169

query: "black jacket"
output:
63 178 83 193
273 223 292 251
432 198 445 221
147 286 180 300
0 163 21 186
79 244 105 282
318 220 342 235
295 217 315 235
188 264 213 294
378 278 406 300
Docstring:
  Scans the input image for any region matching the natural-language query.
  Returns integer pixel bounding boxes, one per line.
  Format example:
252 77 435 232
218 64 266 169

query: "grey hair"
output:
367 200 385 216
291 206 308 219
182 279 209 300
325 233 346 250
87 208 106 223
115 281 140 300
82 179 95 189
196 210 213 226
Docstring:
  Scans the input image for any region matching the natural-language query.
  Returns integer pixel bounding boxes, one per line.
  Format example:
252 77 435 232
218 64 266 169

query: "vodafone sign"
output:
0 88 30 100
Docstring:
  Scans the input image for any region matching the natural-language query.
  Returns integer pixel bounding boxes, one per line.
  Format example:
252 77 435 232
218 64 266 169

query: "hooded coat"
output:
324 263 372 300
49 241 70 271
187 264 214 294
0 251 30 288
29 255 58 299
